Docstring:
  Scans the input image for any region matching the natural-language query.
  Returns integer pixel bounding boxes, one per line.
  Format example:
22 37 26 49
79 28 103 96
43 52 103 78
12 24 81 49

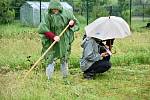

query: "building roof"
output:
25 1 73 10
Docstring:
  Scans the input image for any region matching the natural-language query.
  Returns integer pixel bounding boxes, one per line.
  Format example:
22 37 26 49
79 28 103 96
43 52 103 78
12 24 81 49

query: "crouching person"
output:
80 37 112 80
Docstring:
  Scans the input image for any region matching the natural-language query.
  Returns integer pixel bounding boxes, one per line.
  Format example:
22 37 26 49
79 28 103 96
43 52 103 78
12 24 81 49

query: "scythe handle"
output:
23 24 70 80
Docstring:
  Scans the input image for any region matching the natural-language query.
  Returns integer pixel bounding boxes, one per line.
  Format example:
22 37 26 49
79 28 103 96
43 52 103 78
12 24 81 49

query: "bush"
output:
76 15 86 24
10 0 25 19
145 7 150 16
0 0 15 24
118 0 130 22
121 10 130 23
92 6 109 19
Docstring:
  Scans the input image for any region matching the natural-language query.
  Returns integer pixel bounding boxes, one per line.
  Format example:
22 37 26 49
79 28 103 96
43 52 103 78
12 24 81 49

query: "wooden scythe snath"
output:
23 24 70 80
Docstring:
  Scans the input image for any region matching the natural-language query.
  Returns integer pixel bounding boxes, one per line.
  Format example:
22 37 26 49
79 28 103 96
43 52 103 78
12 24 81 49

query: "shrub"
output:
121 10 130 23
0 0 15 24
92 6 109 19
10 0 25 19
145 7 150 16
118 0 130 22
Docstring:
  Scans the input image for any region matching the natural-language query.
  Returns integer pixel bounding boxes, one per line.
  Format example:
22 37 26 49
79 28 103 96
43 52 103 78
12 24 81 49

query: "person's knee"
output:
106 62 111 71
101 61 111 73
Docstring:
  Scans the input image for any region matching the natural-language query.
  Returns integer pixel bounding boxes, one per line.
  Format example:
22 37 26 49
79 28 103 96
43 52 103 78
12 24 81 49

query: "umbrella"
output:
85 16 131 40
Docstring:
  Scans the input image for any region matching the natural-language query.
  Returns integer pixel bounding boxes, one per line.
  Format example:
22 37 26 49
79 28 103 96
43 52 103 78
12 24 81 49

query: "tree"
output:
118 0 130 23
145 6 150 15
0 0 15 24
10 0 25 19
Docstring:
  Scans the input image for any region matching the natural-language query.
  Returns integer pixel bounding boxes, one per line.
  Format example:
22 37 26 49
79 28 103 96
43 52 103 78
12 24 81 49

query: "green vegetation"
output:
0 17 150 99
0 64 149 100
0 0 15 24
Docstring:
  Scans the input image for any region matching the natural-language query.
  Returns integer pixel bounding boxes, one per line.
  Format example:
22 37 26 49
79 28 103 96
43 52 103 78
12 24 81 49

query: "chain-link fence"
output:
12 0 150 24
132 3 150 21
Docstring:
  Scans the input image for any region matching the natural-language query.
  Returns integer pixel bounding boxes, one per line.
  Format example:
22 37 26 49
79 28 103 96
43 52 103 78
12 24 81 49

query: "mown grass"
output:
0 65 149 100
0 19 150 100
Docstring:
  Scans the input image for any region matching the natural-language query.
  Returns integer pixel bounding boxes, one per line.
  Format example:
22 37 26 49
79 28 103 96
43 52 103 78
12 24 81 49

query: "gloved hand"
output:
54 36 60 42
69 20 75 27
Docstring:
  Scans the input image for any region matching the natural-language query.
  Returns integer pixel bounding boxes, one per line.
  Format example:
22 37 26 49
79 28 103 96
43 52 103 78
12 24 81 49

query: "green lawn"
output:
0 20 150 100
0 65 149 100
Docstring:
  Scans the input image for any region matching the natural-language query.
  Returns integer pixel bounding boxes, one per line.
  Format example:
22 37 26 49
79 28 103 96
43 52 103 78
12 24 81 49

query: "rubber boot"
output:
46 62 55 80
61 60 69 78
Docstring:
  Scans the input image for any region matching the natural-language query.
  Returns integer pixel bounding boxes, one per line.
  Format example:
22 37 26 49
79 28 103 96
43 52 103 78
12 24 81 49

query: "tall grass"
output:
0 19 150 100
0 19 150 69
0 21 41 69
111 31 150 66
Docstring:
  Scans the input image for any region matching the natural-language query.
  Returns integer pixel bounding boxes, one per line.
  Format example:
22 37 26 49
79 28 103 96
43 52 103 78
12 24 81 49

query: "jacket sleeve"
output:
83 39 101 61
66 10 80 32
71 14 80 32
44 32 55 41
38 12 51 35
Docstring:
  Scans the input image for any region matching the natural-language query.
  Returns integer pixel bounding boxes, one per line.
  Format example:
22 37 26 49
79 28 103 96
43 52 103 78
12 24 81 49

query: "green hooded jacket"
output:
38 0 79 64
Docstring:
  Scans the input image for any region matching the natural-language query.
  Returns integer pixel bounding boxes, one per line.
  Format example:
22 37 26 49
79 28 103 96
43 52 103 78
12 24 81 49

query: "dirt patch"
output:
0 66 11 74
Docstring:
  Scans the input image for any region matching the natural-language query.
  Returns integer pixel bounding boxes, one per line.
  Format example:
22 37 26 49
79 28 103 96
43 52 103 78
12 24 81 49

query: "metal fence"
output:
132 3 150 21
13 0 150 23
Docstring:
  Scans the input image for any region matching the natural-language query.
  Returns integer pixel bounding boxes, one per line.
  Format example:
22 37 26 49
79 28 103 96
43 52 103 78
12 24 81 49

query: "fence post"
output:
40 0 41 22
130 0 132 27
86 0 89 25
143 4 144 21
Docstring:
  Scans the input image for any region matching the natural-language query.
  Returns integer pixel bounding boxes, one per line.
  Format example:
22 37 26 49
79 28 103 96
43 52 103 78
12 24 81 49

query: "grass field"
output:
0 19 150 100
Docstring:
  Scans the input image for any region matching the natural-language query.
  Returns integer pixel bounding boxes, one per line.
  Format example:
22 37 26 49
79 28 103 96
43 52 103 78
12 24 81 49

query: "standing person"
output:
38 0 79 79
80 37 113 80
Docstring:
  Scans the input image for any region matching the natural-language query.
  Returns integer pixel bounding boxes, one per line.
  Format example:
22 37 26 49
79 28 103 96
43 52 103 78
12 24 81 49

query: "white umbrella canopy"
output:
85 16 131 40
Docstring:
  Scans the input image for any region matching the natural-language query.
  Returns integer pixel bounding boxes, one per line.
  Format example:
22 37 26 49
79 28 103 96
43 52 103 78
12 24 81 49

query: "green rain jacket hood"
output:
38 0 79 65
48 0 63 14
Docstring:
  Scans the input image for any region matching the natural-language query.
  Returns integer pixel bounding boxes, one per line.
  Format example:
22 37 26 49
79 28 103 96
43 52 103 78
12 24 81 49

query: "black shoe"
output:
83 73 94 80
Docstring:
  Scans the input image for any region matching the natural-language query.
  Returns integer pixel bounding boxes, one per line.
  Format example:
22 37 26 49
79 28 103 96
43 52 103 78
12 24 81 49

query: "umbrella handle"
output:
23 24 70 80
103 46 112 56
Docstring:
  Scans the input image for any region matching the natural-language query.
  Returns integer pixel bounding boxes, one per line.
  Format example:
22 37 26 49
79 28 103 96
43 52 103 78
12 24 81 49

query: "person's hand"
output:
69 20 75 27
101 52 109 57
103 45 112 55
54 36 60 42
105 45 109 49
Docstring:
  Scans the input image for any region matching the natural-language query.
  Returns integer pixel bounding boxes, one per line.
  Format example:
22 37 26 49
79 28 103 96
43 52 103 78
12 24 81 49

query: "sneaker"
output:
83 73 94 80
